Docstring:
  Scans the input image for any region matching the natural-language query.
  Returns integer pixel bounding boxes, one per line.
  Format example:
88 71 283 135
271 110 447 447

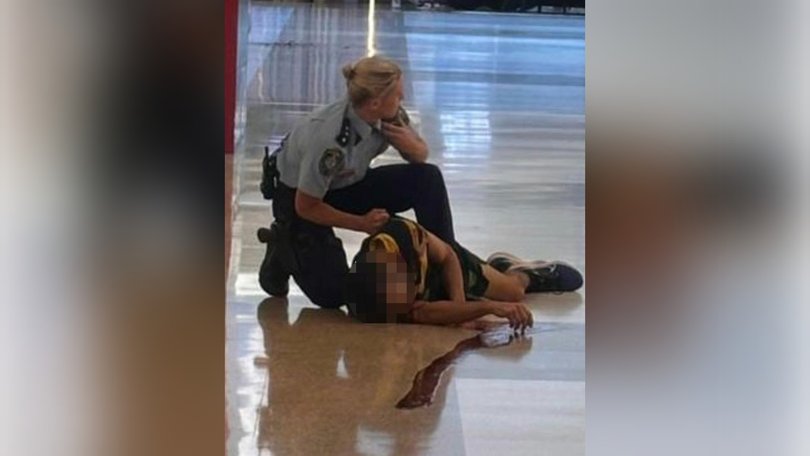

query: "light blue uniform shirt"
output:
276 97 394 199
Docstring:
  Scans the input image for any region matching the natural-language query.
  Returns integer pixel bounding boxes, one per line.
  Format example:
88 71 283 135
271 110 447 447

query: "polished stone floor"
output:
227 3 584 455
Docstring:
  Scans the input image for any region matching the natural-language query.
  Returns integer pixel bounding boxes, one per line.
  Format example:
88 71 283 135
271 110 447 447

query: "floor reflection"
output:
255 297 451 455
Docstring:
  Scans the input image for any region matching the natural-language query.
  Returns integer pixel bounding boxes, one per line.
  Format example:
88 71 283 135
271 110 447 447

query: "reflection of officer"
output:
258 56 455 308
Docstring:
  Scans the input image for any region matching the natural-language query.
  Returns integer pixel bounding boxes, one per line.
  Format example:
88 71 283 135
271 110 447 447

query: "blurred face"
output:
373 77 404 120
369 250 415 321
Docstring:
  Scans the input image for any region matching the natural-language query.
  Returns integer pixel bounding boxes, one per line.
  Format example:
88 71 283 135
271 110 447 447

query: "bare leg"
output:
481 264 529 302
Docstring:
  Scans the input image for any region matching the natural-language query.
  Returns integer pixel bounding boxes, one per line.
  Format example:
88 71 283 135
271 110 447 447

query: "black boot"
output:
257 223 290 297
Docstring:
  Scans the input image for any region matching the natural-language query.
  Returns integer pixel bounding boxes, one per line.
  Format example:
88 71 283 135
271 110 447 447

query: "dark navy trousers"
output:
270 163 455 308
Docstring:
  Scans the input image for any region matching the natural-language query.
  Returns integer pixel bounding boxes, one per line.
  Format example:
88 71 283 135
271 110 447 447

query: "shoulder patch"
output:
318 148 345 177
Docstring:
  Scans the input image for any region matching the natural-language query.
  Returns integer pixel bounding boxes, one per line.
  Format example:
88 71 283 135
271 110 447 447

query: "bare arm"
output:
381 122 428 164
410 299 533 330
424 230 465 302
410 300 493 326
295 190 389 234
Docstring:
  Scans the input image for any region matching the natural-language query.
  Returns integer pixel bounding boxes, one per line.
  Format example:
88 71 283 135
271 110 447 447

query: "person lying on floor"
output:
345 216 583 329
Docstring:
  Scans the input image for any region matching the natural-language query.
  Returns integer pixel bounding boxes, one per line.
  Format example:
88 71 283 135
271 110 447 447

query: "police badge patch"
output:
319 148 345 177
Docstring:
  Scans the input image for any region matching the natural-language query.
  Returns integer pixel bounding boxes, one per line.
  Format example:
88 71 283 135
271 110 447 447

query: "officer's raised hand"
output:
381 121 428 164
359 208 390 234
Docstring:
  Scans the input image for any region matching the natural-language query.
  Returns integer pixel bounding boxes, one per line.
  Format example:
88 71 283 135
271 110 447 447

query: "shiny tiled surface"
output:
227 3 584 454
456 379 585 456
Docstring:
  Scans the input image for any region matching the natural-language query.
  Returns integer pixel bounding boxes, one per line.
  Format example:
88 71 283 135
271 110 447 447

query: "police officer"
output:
258 55 455 308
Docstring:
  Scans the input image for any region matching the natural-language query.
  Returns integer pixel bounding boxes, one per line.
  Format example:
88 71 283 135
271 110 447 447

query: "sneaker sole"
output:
486 251 522 265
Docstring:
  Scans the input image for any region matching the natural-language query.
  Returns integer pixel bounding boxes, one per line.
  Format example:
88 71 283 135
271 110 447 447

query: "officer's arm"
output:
294 190 367 232
381 122 429 164
424 230 465 303
294 140 386 233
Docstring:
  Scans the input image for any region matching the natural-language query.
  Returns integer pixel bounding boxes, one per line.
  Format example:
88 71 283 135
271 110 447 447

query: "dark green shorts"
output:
423 242 490 301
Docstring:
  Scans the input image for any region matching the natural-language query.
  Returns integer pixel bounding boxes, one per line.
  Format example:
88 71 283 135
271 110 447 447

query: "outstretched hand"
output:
486 301 534 332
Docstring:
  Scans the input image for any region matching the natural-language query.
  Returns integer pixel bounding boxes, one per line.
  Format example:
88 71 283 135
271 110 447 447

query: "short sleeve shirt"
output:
276 97 405 199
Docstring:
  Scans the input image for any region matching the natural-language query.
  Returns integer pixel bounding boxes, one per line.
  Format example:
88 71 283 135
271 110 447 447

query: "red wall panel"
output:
225 0 237 154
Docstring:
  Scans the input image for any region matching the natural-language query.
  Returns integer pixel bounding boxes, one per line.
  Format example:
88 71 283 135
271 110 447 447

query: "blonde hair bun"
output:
341 63 355 81
343 56 402 106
